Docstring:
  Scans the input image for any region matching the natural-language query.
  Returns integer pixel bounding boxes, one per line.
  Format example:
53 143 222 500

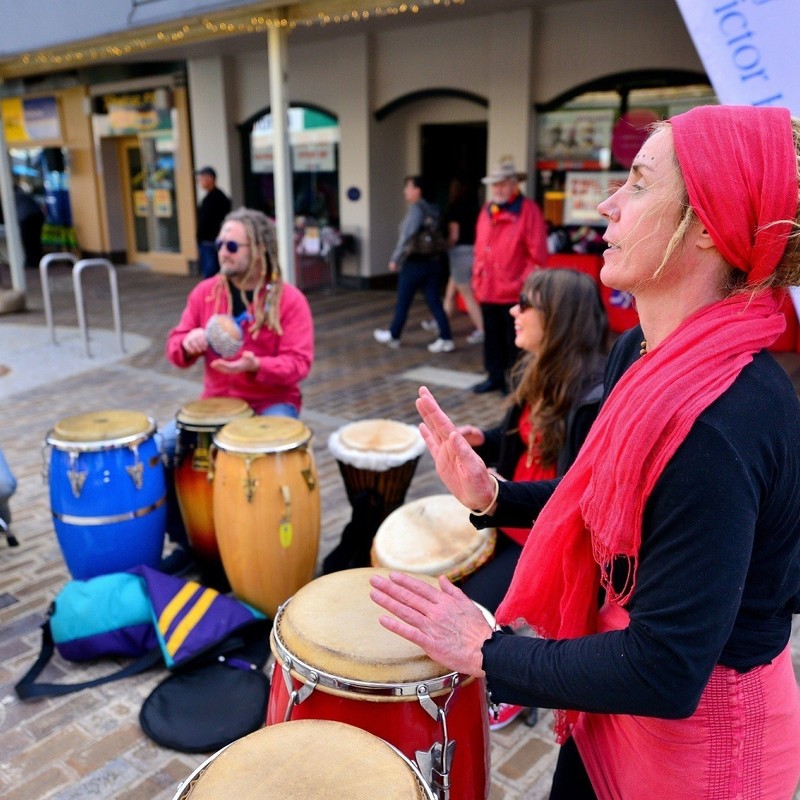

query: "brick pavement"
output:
0 263 798 799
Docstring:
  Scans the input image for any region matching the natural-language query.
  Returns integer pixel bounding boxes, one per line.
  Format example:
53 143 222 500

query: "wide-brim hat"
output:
482 156 526 185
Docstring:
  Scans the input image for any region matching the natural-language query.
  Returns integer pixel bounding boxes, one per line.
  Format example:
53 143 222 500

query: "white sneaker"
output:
374 329 400 348
420 319 438 332
428 338 455 353
466 329 485 345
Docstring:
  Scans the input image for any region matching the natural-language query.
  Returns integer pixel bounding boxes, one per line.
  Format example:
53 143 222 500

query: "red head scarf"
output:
495 106 797 742
669 105 797 284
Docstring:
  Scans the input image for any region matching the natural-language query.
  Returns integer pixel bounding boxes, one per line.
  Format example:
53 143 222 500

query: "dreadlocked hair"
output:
218 206 284 336
509 268 608 468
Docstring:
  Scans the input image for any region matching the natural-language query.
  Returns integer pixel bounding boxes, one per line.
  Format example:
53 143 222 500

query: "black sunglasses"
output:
518 293 541 312
215 239 250 254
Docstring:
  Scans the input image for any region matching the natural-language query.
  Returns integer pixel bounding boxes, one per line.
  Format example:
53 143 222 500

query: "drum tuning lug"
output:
416 684 440 721
416 741 455 800
68 468 88 499
125 462 144 490
301 466 316 490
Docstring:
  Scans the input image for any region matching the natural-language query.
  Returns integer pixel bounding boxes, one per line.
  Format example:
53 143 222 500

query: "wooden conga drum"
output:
173 720 435 799
327 418 427 521
45 409 166 579
174 397 253 563
372 494 496 583
267 568 491 800
211 416 320 618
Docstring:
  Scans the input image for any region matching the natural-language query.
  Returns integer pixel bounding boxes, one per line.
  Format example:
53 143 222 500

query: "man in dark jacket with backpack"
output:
373 175 454 353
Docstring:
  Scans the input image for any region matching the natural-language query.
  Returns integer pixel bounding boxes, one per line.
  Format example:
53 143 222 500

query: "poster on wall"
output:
563 171 627 226
133 191 149 217
2 96 61 143
537 109 614 168
152 189 173 219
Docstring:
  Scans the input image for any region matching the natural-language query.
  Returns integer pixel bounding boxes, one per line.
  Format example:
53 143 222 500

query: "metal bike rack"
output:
39 252 78 345
73 258 125 358
38 253 126 358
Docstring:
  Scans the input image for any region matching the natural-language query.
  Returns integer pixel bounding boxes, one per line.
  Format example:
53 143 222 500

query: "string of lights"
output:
1 0 466 79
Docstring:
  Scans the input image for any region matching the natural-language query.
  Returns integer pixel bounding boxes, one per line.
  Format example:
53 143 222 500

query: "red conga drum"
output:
173 720 435 799
173 398 253 567
371 494 496 584
327 418 427 521
266 568 491 800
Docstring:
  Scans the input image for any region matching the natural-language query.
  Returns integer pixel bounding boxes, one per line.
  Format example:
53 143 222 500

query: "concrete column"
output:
486 9 534 177
0 117 26 293
186 56 237 203
268 26 295 286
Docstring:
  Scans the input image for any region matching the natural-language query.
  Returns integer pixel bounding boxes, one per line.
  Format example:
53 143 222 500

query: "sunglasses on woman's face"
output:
518 293 541 312
215 239 250 254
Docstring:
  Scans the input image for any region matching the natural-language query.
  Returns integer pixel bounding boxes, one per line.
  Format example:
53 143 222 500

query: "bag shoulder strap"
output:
15 620 162 699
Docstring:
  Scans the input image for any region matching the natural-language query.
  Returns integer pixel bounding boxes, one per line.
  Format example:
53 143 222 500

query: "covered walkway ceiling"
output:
0 0 541 80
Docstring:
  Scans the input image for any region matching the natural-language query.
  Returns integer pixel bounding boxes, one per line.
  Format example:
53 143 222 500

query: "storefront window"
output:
244 106 340 227
9 145 76 251
536 81 716 252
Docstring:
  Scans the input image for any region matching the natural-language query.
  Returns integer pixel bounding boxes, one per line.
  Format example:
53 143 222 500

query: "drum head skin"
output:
338 419 419 453
373 494 493 577
49 409 154 446
178 720 430 799
213 416 311 453
277 568 445 684
176 397 253 427
328 420 426 471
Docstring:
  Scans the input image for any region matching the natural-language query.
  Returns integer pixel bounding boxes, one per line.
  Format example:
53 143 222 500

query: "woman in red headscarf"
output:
370 106 800 799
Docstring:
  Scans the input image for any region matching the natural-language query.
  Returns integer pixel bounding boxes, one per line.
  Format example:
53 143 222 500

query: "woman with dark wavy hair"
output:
458 267 608 616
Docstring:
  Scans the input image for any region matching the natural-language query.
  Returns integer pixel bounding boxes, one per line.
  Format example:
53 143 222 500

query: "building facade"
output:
0 0 710 286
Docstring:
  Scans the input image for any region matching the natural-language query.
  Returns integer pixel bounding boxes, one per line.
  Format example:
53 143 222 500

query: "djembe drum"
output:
45 409 166 579
173 720 435 799
266 568 491 800
173 397 253 567
211 416 320 618
328 419 426 517
371 494 496 583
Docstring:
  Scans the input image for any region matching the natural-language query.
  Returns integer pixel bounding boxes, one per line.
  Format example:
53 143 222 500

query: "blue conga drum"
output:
45 409 166 579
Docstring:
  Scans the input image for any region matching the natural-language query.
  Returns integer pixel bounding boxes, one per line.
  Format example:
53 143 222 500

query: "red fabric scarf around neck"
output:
494 290 785 741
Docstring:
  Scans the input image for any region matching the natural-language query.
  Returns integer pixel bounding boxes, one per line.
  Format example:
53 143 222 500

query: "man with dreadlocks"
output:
160 208 314 573
165 206 314 417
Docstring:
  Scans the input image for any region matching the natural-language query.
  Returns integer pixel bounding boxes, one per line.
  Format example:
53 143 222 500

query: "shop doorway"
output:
118 135 180 268
421 122 487 213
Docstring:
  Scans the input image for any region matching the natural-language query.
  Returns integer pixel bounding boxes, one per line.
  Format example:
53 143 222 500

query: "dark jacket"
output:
196 187 232 243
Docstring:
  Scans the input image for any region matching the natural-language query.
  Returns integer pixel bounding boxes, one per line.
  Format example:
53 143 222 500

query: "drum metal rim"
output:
172 744 232 799
211 433 311 454
52 495 166 526
271 603 460 699
45 418 157 452
171 732 435 800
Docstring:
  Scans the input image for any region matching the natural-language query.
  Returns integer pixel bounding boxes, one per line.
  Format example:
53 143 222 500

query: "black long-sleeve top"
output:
479 326 800 718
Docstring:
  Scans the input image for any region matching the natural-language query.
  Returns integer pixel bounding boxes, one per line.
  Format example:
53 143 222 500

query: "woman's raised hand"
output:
416 386 497 513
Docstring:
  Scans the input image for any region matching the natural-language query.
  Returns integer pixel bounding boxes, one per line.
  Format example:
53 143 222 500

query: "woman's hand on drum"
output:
210 350 259 374
416 387 497 513
182 328 209 357
369 571 492 677
457 424 485 448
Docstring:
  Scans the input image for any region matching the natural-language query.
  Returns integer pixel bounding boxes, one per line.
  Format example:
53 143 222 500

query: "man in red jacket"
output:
472 157 548 393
